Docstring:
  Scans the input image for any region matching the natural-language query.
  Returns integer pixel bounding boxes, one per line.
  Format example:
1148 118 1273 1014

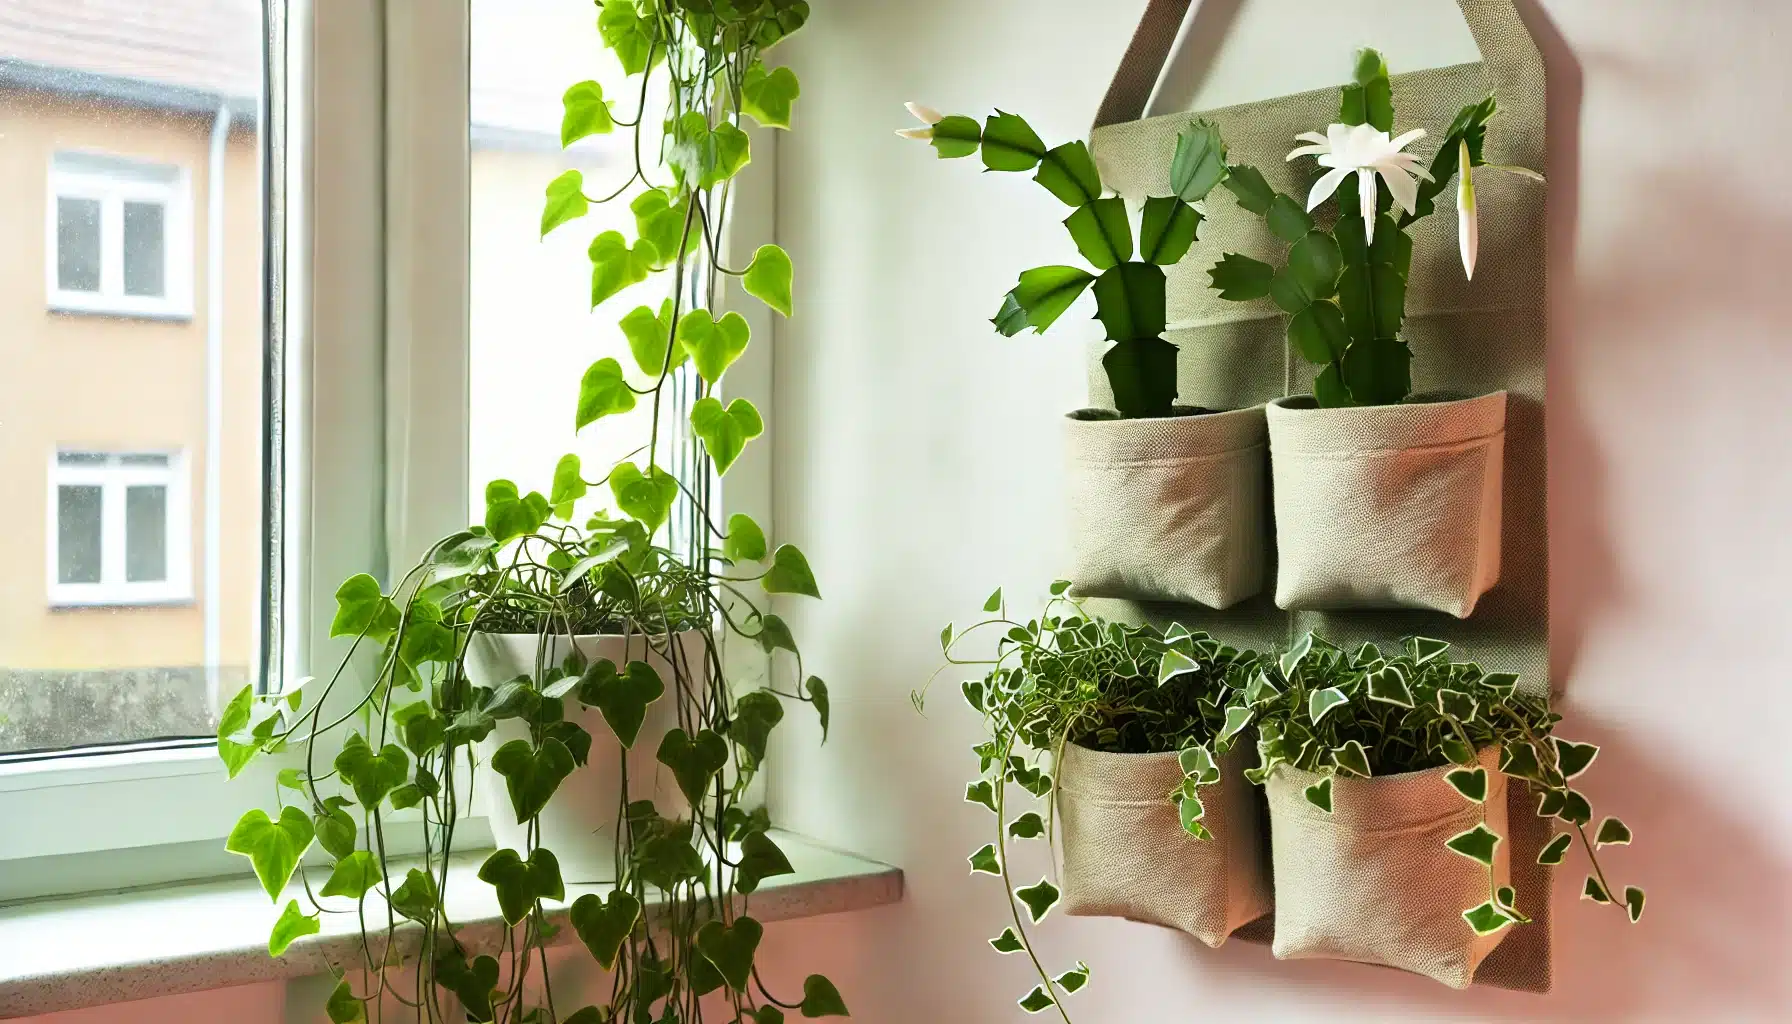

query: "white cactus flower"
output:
895 102 943 140
1457 138 1478 280
1287 122 1433 244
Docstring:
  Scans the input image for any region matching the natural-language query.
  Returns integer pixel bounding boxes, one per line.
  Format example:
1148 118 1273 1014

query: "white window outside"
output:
46 451 193 607
46 152 194 320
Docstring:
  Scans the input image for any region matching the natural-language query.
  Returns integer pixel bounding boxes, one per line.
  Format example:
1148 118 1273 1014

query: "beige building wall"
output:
0 88 263 677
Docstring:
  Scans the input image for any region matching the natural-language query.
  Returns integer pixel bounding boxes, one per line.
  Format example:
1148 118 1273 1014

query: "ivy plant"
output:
1207 48 1540 407
1226 633 1644 934
921 585 1255 1020
899 108 1230 419
219 4 850 1022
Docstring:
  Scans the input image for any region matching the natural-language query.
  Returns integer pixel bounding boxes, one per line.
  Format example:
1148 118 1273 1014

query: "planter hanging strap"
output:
1091 0 1194 132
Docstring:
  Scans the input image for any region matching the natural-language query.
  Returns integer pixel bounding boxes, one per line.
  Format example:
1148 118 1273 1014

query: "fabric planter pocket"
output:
1266 392 1507 617
1057 741 1271 947
1064 406 1268 609
1263 748 1510 989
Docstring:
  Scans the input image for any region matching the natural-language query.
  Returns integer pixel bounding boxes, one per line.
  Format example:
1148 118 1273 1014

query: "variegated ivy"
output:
924 587 1254 1020
218 4 847 1023
1229 633 1644 934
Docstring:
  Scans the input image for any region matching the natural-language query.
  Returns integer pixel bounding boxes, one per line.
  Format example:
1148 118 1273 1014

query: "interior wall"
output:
760 0 1792 1020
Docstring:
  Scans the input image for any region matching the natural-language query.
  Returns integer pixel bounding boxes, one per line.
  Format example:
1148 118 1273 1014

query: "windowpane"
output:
56 486 103 584
125 485 169 582
122 201 167 297
3 2 271 757
56 196 101 292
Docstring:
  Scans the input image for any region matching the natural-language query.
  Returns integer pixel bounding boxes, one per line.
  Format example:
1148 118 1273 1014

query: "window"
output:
47 451 192 607
47 152 194 318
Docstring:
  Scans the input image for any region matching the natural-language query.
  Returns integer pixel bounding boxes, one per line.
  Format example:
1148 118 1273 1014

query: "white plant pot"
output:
1266 392 1507 617
466 630 704 883
1064 406 1269 609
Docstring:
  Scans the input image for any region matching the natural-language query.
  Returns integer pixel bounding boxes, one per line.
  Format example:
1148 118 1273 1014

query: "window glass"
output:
56 486 103 584
122 201 167 297
1 1 269 757
56 196 101 292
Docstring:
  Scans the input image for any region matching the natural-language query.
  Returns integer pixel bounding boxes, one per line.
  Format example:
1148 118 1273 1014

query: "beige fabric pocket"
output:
1264 748 1511 989
1266 392 1506 617
1065 406 1268 609
1057 742 1271 947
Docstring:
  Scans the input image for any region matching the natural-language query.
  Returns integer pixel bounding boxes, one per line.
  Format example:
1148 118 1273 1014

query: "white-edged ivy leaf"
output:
965 781 997 813
763 544 821 598
1049 578 1072 596
541 169 588 237
1304 776 1333 813
1554 739 1600 780
226 806 316 902
1437 688 1478 722
968 843 1000 875
1495 885 1532 924
1446 823 1501 865
1445 766 1488 803
1015 878 1060 923
1054 962 1091 995
742 243 793 316
1537 831 1573 865
1535 789 1567 819
1411 636 1451 663
1217 705 1253 745
1366 665 1414 707
1157 647 1198 686
1596 817 1633 848
1178 793 1210 839
1332 740 1372 778
1582 875 1613 904
268 898 320 957
989 927 1024 953
1480 670 1520 695
1462 901 1516 936
1439 735 1477 767
1501 741 1545 781
1243 670 1279 705
1279 632 1314 676
1308 686 1348 723
1559 789 1594 826
1007 812 1046 840
1018 987 1055 1014
1177 744 1219 785
560 80 614 146
1624 886 1646 923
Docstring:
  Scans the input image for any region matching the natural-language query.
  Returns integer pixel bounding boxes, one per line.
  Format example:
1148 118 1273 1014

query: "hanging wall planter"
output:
466 630 704 883
1262 747 1509 989
1266 391 1507 617
1066 405 1269 609
1057 740 1271 947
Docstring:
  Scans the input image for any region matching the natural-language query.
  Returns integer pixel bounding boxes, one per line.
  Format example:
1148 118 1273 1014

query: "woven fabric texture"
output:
1263 748 1511 989
1065 406 1269 609
1082 0 1551 991
1267 392 1506 616
1057 741 1272 947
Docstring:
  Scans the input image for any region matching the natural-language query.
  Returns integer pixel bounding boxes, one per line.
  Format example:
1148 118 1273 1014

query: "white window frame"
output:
46 152 196 320
46 450 194 607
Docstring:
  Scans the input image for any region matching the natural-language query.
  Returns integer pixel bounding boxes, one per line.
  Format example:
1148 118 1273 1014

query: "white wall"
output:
759 0 1792 1020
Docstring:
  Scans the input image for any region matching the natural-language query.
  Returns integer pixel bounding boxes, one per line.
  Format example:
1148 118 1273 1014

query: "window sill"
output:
0 831 903 1018
47 594 197 610
48 298 195 323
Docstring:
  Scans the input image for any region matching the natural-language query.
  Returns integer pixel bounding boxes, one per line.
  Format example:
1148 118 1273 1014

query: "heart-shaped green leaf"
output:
227 806 315 901
326 979 366 1024
1366 665 1414 707
800 974 850 1017
1537 832 1573 865
334 733 409 808
217 684 275 778
696 916 763 991
735 830 796 894
560 81 613 146
757 613 798 655
608 461 679 533
329 573 399 641
484 480 551 543
1332 740 1372 778
742 62 800 129
679 310 752 385
1015 878 1060 923
313 797 356 860
1445 766 1488 803
490 738 576 823
657 728 728 806
763 543 820 598
690 396 764 475
1559 789 1593 825
1501 741 1545 781
388 867 439 923
598 0 659 75
570 889 642 970
576 357 639 430
549 453 587 519
434 950 499 1021
742 243 793 317
478 847 565 926
1007 812 1046 840
268 898 320 957
577 658 665 749
319 850 383 900
620 299 683 376
731 690 785 770
964 780 997 813
724 512 767 562
805 676 830 741
1304 776 1333 813
540 169 588 237
968 844 1000 875
589 230 656 308
1446 823 1501 865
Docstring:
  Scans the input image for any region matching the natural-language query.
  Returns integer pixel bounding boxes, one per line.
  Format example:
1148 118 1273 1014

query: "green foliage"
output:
992 266 1095 337
1138 197 1201 265
1169 119 1227 202
227 6 841 1020
980 111 1047 171
1034 142 1102 206
1064 198 1133 270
